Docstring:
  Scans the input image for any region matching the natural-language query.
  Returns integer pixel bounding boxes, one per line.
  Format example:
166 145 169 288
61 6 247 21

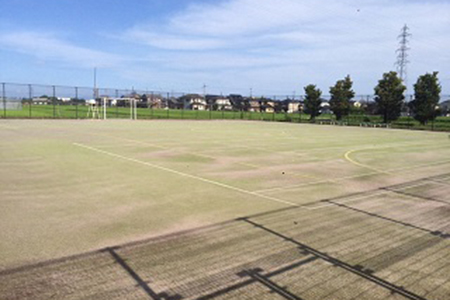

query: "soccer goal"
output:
86 97 138 120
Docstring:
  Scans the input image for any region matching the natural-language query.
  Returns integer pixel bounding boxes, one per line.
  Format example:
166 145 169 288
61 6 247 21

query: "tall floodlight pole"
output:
2 83 6 118
93 67 97 99
395 24 411 86
202 84 208 110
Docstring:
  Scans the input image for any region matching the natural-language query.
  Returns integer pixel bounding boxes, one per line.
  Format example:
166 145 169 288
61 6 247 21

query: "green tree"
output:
374 71 406 123
329 75 355 120
409 72 441 124
304 84 322 121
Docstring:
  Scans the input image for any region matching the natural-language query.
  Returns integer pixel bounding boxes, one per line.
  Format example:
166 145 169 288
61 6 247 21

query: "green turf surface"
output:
1 119 449 299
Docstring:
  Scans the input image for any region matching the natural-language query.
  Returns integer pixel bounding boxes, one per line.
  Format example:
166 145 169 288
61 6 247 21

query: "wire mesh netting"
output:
2 82 450 131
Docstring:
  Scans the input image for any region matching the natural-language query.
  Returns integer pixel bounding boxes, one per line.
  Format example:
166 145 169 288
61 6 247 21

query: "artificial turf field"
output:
0 119 449 300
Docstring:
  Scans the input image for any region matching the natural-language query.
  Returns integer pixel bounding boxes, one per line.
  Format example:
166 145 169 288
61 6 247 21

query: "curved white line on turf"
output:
73 142 299 207
344 149 391 174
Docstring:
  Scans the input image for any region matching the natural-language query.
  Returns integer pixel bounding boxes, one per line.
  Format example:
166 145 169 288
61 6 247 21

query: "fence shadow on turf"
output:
1 172 450 300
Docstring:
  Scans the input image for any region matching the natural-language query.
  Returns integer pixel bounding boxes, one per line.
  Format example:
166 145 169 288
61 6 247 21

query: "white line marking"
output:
73 142 299 207
344 149 392 174
254 171 380 194
343 143 450 175
255 158 450 194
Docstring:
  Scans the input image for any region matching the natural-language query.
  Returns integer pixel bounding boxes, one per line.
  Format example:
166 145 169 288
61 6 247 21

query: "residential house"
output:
260 99 275 113
147 94 164 109
32 97 51 105
228 94 249 111
206 95 233 111
353 101 363 109
278 100 301 113
288 101 301 113
440 99 450 116
248 99 261 112
115 97 136 107
179 94 207 110
57 97 72 103
320 101 332 114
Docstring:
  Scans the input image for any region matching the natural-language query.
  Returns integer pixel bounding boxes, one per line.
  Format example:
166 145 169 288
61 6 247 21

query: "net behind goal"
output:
87 97 138 120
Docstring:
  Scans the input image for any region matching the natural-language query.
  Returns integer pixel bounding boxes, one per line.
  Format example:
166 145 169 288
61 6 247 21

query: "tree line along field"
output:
2 104 450 131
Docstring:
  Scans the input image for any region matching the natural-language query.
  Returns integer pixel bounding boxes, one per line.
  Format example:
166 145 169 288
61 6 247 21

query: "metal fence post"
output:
150 91 154 119
28 84 32 118
52 85 56 118
115 89 119 118
130 99 133 120
75 87 79 119
2 83 5 118
166 92 170 119
181 98 185 119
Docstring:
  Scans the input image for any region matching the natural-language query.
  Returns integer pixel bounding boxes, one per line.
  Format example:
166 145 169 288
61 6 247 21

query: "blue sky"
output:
0 0 449 96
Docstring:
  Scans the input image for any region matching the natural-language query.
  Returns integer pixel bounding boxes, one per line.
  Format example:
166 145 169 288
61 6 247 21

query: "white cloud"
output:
2 0 449 94
119 0 450 94
123 29 225 50
0 31 123 68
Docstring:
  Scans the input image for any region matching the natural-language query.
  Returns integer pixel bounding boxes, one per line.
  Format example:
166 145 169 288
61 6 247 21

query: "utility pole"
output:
395 24 411 85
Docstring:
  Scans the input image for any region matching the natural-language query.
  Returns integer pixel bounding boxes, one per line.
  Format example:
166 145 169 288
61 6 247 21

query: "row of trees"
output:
303 71 442 124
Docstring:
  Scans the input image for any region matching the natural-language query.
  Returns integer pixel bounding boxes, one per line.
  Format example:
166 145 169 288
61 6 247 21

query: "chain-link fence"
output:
1 82 449 131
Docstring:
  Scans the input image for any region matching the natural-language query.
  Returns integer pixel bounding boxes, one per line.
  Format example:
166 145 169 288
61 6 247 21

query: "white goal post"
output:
87 97 138 120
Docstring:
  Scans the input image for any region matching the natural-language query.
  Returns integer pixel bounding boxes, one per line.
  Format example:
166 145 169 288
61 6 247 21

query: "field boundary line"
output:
73 142 299 207
91 134 322 180
256 158 450 194
344 149 392 174
253 171 380 193
344 142 450 175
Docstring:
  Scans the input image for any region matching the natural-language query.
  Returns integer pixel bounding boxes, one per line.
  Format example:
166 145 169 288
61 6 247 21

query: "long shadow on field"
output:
382 187 450 206
323 200 450 239
240 218 429 300
104 247 182 300
197 256 317 300
238 269 305 300
304 171 450 208
2 173 450 300
0 206 300 279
